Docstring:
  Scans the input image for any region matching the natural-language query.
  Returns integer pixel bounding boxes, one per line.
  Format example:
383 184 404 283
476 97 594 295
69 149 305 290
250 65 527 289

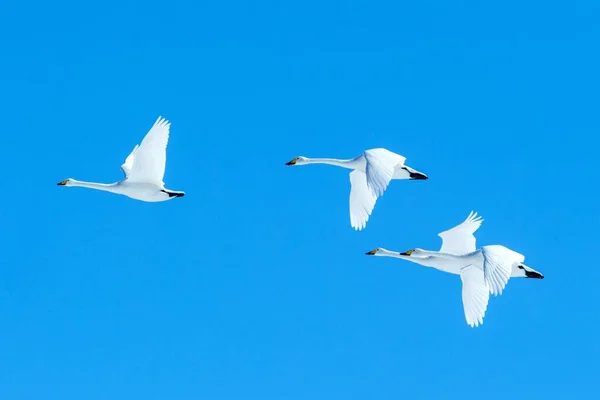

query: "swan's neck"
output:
301 157 357 169
69 179 121 193
379 250 432 266
416 250 460 260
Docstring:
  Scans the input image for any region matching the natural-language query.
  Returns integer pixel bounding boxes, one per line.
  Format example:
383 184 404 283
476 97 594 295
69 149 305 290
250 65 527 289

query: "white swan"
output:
285 148 428 230
57 117 185 202
365 211 543 327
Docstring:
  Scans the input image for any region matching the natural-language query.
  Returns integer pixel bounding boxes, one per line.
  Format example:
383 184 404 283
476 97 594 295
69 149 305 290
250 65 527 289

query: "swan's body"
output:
285 148 428 230
58 117 185 202
366 212 543 327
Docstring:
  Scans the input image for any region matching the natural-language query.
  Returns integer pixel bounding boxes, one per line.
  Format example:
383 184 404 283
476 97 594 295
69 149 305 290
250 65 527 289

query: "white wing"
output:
438 211 484 255
120 144 139 178
363 148 406 197
481 245 524 296
349 170 378 230
127 117 171 185
460 265 490 328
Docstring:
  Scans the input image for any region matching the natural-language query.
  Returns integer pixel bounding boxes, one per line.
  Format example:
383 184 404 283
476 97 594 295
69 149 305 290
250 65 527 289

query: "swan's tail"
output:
398 165 428 180
161 189 185 198
514 263 544 279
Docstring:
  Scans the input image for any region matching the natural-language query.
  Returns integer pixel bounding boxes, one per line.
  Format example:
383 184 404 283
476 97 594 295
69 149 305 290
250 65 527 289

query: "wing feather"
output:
349 170 378 230
460 265 490 328
438 211 484 255
120 144 139 178
481 245 524 296
363 148 406 197
127 117 171 185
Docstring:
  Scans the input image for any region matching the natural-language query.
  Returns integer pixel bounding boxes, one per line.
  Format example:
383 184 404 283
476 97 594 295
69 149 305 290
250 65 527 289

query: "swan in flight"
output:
365 212 543 327
57 117 185 202
285 148 428 230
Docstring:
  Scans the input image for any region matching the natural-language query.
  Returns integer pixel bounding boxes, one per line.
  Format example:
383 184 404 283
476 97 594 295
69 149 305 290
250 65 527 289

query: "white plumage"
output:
285 148 428 230
57 117 185 202
366 212 544 327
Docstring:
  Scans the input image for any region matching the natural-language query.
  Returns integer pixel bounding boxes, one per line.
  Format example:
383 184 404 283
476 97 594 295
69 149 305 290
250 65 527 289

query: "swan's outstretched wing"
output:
438 211 484 255
364 148 406 197
349 170 378 230
460 265 490 328
120 144 139 178
127 117 171 185
481 245 524 296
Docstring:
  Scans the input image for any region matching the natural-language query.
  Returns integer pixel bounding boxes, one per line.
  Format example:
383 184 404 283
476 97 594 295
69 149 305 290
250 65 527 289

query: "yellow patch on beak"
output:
365 249 377 255
400 249 413 256
57 180 68 186
285 157 299 166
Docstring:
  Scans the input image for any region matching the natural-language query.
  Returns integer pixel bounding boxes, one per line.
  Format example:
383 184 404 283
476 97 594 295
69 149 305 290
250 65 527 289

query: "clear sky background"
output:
0 1 598 399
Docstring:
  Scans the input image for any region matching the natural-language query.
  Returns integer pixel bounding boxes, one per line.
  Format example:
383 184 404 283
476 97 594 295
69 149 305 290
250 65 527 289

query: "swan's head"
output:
57 178 75 186
399 248 427 257
285 156 307 166
365 248 390 256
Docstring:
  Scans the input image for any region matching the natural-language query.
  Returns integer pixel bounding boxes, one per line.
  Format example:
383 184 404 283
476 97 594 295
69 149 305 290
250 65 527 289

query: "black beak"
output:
365 250 377 255
57 180 67 186
409 172 428 180
399 251 411 256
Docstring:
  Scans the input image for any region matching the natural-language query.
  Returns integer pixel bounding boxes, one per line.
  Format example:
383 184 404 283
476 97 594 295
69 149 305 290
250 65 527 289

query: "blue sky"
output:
0 0 598 398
